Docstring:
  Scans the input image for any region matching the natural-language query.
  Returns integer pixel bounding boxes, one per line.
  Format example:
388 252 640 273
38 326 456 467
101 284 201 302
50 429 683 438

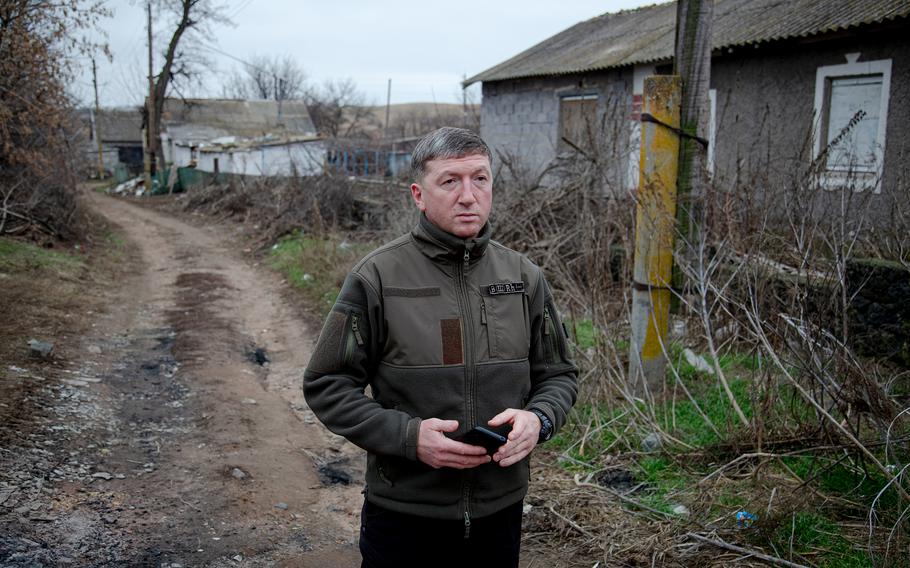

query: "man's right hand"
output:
416 418 491 469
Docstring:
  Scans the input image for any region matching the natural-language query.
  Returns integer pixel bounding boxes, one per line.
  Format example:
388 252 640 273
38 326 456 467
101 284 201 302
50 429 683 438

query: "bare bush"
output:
0 0 109 239
179 172 412 246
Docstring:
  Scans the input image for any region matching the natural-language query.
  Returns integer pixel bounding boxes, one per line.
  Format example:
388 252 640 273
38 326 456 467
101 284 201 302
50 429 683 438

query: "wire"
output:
198 41 295 84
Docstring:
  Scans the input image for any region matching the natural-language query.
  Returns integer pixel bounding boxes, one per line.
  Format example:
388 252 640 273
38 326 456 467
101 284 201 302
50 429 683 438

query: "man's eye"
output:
475 176 488 183
442 178 456 186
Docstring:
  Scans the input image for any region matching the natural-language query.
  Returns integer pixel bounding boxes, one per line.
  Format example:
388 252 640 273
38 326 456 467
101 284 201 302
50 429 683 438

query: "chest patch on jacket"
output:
440 318 464 365
486 282 525 295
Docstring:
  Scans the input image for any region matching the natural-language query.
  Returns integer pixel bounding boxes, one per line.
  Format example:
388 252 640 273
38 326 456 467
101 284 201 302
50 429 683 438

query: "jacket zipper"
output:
480 298 491 356
456 247 475 536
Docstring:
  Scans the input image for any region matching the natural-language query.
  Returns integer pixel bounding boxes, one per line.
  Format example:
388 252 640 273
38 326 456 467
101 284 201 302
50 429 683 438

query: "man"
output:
304 127 577 567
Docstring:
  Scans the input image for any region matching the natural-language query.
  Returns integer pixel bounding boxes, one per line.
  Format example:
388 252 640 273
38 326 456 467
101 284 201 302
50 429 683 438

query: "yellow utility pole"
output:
629 76 681 394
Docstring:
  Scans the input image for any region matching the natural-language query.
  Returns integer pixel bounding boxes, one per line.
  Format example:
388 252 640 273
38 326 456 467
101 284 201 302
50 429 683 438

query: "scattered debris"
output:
91 472 113 481
249 347 269 366
274 502 288 510
682 348 714 375
241 398 257 405
595 469 636 492
87 345 102 354
735 510 757 529
672 504 690 517
109 177 144 197
317 463 352 486
641 432 661 452
27 339 54 359
231 467 247 480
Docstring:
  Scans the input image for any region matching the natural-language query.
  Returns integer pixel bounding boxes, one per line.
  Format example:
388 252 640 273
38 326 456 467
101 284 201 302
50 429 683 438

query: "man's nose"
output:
456 176 477 204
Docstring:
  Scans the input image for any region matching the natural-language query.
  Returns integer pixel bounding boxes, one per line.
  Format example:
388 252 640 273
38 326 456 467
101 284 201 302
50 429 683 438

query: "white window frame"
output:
812 58 891 193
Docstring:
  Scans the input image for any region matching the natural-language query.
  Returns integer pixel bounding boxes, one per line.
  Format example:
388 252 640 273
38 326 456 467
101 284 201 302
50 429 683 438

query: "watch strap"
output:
530 408 554 443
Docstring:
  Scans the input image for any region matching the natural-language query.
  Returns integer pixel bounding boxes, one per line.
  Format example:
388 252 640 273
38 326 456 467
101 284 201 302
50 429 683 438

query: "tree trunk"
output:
150 0 197 165
673 0 714 248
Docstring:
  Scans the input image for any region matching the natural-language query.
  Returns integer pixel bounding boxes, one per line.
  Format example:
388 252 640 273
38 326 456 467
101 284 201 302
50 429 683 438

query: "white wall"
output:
185 140 325 177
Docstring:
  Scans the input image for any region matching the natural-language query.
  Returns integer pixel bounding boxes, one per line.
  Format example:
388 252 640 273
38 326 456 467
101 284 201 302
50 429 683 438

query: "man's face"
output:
410 153 493 239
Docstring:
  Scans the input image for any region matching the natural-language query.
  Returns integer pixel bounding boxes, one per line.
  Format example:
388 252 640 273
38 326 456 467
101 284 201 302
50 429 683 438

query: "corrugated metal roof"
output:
466 0 910 85
76 108 144 144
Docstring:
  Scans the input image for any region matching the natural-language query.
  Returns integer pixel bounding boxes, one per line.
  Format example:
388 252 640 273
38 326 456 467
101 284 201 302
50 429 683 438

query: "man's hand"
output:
416 418 491 469
488 409 541 467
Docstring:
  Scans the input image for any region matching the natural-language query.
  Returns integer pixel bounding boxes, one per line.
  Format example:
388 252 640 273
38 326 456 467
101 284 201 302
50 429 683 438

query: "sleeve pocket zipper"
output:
543 306 559 363
343 313 365 365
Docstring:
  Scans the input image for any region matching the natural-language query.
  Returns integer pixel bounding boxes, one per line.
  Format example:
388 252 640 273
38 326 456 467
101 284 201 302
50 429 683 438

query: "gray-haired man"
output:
304 127 577 567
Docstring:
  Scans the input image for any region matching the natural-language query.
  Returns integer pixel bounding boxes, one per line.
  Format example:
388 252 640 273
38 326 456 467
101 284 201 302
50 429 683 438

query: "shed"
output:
159 98 324 176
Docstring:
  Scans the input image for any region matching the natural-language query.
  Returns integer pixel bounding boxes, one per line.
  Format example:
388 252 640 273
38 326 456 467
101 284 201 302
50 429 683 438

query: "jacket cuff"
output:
525 403 554 426
405 417 422 461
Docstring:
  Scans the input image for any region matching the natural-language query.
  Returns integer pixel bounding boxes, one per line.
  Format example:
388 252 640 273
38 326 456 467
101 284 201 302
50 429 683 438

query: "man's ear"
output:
410 182 426 212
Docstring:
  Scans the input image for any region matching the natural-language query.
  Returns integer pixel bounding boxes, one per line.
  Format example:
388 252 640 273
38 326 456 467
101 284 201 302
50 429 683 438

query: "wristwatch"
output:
529 408 554 443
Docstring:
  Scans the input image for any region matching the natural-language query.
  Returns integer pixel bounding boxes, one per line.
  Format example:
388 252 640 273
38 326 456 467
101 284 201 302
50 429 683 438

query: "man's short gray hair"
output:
410 127 492 181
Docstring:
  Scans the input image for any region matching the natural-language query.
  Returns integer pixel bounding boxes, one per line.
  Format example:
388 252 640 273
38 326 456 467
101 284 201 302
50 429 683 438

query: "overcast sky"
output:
76 0 660 108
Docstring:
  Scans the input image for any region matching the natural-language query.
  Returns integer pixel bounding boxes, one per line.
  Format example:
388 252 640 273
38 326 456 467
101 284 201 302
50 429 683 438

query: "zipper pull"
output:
480 300 487 325
543 307 552 336
463 511 471 539
463 248 470 270
351 314 364 346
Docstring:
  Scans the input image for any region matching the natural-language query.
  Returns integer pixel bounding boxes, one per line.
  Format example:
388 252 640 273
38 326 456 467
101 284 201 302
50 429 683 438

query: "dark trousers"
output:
359 499 523 568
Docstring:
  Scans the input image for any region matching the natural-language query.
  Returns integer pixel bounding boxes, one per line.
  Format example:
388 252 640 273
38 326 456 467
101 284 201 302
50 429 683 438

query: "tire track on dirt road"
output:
27 191 363 566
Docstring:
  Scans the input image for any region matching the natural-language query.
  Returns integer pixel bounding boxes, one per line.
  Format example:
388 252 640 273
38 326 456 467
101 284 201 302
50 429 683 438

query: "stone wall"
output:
848 259 910 366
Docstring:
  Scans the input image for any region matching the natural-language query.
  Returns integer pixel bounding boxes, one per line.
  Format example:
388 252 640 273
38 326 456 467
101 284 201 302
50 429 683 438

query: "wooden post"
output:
629 76 682 394
674 0 714 261
384 78 392 138
144 0 155 192
92 58 105 180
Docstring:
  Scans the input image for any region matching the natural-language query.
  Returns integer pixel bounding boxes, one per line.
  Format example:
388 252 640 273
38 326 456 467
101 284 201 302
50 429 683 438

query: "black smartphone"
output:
455 426 509 455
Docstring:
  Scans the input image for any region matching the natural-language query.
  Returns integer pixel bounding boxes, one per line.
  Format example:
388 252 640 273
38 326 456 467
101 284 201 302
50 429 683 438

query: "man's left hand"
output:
487 409 540 467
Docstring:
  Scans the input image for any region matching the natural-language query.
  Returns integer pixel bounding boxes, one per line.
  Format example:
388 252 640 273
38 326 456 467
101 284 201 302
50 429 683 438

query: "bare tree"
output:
147 0 229 167
222 53 307 101
304 78 377 139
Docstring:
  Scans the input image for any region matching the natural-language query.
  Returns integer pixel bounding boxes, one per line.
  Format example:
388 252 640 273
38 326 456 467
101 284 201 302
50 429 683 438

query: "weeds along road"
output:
2 190 364 566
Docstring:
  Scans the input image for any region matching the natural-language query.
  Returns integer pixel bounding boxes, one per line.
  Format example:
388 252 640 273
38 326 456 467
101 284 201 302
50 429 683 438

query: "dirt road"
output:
1 191 363 566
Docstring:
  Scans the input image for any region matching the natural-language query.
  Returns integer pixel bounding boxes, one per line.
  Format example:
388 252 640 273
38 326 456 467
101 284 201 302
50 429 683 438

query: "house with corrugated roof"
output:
78 107 145 179
466 0 909 198
159 98 325 177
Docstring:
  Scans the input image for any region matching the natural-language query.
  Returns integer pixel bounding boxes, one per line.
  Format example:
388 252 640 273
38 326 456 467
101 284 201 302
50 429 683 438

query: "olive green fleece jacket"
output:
303 214 578 521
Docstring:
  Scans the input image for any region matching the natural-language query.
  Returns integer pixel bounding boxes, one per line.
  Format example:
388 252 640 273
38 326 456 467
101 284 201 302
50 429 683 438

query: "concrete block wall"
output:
480 69 632 183
700 29 909 216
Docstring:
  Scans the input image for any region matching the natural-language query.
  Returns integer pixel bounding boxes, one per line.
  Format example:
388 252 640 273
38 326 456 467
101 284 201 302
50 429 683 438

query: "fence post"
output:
629 75 682 395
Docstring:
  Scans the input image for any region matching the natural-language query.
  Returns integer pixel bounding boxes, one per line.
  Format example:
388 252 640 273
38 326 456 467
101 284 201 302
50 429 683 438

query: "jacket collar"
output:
411 213 491 263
